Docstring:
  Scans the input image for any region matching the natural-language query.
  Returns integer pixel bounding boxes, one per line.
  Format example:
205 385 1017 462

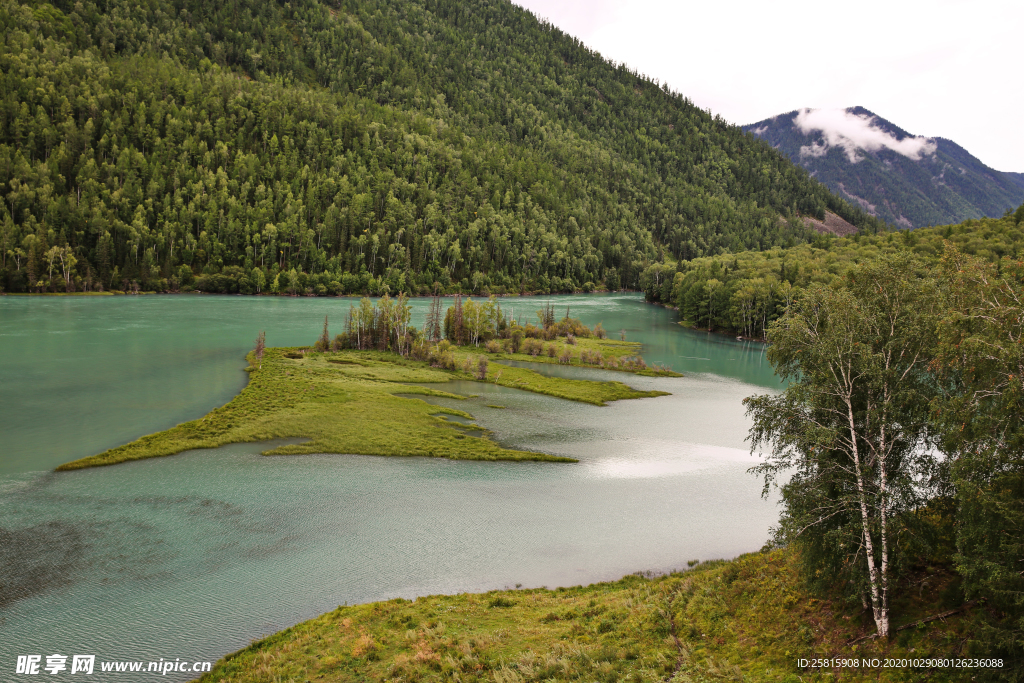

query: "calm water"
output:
0 293 780 680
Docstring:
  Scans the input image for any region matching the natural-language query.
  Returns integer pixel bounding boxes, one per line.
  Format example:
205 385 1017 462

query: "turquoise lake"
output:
0 293 781 679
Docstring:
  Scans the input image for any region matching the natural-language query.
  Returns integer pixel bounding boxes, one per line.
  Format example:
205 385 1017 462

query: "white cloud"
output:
794 108 937 163
510 0 1023 172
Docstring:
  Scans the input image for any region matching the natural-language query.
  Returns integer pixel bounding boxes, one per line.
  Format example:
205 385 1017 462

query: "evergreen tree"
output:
0 0 881 296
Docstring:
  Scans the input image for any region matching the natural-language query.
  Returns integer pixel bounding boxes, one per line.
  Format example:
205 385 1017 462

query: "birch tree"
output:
746 254 940 637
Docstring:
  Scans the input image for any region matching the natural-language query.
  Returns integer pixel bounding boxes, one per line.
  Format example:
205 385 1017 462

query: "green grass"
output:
199 548 980 683
56 346 668 470
477 336 683 378
482 360 666 405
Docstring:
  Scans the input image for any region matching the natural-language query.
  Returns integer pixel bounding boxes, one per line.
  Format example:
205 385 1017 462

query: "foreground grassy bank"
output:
199 548 982 683
57 340 669 471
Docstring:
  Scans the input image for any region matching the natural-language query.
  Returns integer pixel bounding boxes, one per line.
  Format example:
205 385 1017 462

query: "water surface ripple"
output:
0 293 778 679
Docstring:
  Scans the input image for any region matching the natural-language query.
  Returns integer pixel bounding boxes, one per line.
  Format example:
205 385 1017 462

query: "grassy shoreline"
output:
56 342 670 471
198 548 979 683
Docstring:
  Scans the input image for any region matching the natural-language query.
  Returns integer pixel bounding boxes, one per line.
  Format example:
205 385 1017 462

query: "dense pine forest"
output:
0 0 882 295
642 205 1024 338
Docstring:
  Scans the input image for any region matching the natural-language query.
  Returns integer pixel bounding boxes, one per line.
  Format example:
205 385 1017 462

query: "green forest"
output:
642 205 1024 338
739 245 1024 674
0 0 881 295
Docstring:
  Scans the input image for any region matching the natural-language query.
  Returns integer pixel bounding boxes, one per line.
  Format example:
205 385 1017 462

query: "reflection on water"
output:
0 294 780 680
0 293 773 475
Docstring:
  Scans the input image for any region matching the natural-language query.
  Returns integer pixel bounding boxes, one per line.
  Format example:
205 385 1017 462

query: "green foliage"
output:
740 242 1024 663
332 293 414 353
643 206 1024 336
746 254 942 637
0 0 878 295
934 247 1024 675
198 549 980 683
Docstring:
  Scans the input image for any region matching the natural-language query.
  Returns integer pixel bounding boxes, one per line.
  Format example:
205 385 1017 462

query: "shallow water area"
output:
1 293 779 679
406 372 758 475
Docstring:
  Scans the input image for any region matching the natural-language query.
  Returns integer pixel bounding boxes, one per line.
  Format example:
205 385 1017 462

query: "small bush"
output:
593 322 607 339
509 328 523 353
558 348 572 365
410 339 431 361
565 333 576 345
475 357 488 380
428 343 456 370
546 344 557 358
620 356 647 371
488 597 515 608
485 339 503 353
522 338 543 356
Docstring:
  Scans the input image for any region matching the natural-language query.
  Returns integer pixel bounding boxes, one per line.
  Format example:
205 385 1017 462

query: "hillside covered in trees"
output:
0 0 882 296
642 204 1024 338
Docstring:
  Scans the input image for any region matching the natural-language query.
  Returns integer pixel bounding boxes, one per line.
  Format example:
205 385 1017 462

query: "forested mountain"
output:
642 203 1024 338
745 107 1024 229
0 0 881 295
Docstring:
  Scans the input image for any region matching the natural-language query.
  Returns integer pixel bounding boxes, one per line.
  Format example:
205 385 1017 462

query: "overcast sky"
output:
512 0 1023 172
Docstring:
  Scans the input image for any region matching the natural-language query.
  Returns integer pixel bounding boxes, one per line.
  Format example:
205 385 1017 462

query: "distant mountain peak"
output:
744 108 1023 229
788 107 937 164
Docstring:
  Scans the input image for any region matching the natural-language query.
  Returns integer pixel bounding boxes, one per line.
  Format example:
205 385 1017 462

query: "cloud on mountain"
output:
793 108 937 163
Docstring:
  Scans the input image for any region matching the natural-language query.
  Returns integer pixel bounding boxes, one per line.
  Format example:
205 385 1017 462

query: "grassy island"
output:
57 296 674 471
200 548 978 683
56 344 669 472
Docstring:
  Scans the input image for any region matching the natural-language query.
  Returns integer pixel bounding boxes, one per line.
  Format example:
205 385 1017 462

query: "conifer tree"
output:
426 290 443 342
315 316 330 352
254 331 266 369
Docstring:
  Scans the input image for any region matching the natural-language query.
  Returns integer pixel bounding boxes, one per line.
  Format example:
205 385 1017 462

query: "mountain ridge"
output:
744 107 1024 229
0 0 881 295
